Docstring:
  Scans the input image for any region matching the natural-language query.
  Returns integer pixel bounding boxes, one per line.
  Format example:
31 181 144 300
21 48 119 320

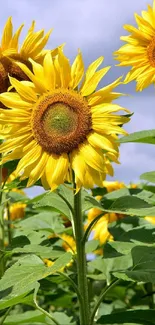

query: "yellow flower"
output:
9 202 26 221
60 234 76 253
0 17 58 96
145 216 155 224
44 259 54 267
93 213 124 245
0 50 130 191
103 180 125 192
114 1 155 91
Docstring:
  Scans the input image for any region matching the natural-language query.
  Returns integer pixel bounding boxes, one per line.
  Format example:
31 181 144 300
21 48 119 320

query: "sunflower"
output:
0 17 59 95
0 49 130 191
114 1 155 91
103 180 125 192
9 202 26 221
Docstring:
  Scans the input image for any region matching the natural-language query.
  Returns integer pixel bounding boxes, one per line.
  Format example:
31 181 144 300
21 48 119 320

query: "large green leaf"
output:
0 252 72 310
2 310 46 324
102 196 155 216
32 192 71 219
97 309 155 324
3 310 75 325
18 211 65 233
8 244 65 259
88 253 132 283
119 129 155 144
140 171 155 184
126 246 155 283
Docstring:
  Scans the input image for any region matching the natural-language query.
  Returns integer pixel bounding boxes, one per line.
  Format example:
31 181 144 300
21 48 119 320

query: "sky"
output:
0 0 155 196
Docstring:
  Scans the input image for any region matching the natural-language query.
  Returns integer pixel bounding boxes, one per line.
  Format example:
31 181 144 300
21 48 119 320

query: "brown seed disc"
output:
31 89 92 154
147 37 155 67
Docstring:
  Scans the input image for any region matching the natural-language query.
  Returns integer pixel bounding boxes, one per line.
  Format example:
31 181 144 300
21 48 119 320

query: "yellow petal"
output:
70 150 86 184
20 30 44 58
88 77 122 105
9 76 37 102
1 17 13 50
17 62 47 93
80 143 105 173
81 66 111 97
45 155 59 185
27 151 49 186
28 29 52 60
0 92 32 109
87 132 117 153
69 51 84 89
51 153 69 190
85 56 104 80
29 58 44 80
58 49 71 88
16 143 42 174
0 133 32 153
10 24 24 49
43 52 55 89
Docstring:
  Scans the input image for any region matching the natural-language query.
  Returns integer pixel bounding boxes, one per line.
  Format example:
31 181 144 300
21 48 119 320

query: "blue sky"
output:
1 0 154 196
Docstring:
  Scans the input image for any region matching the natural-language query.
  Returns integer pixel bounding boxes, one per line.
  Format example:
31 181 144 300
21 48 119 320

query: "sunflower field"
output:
0 1 155 325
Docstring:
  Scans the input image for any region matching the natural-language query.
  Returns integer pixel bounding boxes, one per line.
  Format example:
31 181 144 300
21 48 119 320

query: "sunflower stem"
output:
73 180 90 325
0 162 5 278
6 202 12 245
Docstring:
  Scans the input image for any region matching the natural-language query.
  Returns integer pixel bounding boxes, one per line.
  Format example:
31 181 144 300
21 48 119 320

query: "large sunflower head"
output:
0 17 59 96
0 49 130 191
114 1 155 91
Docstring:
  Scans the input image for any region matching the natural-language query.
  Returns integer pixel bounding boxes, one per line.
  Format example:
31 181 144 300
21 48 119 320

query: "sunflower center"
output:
43 103 78 136
32 89 92 154
147 37 155 67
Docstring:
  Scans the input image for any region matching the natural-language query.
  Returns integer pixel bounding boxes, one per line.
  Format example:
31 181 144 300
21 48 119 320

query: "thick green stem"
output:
0 163 5 277
6 202 12 245
73 183 90 325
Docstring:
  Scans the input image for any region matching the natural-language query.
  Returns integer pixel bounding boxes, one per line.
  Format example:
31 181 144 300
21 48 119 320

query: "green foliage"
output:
1 169 155 324
119 129 155 144
97 309 155 324
140 171 155 183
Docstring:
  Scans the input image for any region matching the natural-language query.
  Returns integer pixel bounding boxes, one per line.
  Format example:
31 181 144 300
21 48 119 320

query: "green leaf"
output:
18 211 65 233
49 312 75 324
85 239 99 254
140 171 155 184
57 184 73 208
119 129 155 144
2 310 46 324
97 309 155 324
7 191 27 203
0 252 72 310
102 196 155 216
33 192 71 219
82 192 103 212
126 246 155 283
9 244 65 259
88 254 132 283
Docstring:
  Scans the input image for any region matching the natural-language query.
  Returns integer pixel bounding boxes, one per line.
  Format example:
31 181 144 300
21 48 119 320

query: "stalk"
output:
73 180 90 325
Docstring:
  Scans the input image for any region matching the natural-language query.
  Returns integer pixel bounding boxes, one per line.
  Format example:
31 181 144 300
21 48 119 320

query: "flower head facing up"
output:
114 1 155 91
0 17 58 97
0 49 130 191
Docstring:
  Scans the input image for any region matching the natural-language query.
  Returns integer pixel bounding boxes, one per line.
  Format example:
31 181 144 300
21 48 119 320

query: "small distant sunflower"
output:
0 17 58 95
0 49 130 191
103 180 125 192
9 202 26 221
114 1 155 91
92 213 124 245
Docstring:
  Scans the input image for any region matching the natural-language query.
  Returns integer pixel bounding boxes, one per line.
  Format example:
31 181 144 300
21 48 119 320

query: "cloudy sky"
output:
1 0 155 195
